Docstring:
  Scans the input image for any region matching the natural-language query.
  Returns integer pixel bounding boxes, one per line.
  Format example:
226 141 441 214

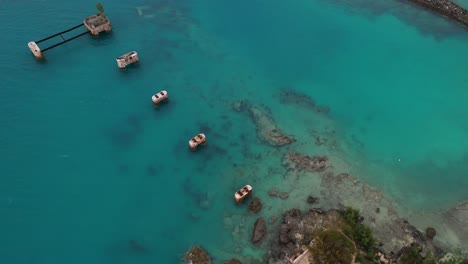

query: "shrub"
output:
342 207 361 224
340 207 376 256
96 3 105 14
422 251 438 264
355 254 376 264
399 245 424 264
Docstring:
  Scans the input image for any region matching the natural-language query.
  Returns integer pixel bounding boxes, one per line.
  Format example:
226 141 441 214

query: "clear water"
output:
454 0 468 8
1 0 467 263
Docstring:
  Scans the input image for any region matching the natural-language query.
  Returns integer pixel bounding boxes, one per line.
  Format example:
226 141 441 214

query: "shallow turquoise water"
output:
455 0 468 8
1 0 468 263
200 0 468 208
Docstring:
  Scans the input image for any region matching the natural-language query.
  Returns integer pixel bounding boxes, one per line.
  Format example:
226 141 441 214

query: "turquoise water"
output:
1 0 468 263
455 0 468 8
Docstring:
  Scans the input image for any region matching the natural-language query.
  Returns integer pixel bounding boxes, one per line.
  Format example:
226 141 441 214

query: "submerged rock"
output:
248 106 295 146
252 217 266 244
225 259 242 264
283 152 330 172
128 239 148 253
278 88 316 108
248 197 262 214
184 245 211 264
268 188 279 196
307 196 319 204
278 192 289 199
231 100 295 146
269 215 279 224
231 100 248 112
426 227 437 240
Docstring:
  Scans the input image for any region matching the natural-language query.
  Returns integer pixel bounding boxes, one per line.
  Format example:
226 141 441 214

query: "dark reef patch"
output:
324 0 468 39
108 114 145 149
277 88 330 115
128 239 149 254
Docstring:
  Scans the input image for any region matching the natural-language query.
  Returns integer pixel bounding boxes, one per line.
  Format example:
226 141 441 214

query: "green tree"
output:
341 207 376 254
399 245 424 264
96 3 105 15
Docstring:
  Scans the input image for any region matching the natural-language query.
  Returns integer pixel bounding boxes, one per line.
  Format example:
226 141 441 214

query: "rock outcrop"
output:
184 245 211 264
275 209 343 256
319 172 445 255
268 208 444 263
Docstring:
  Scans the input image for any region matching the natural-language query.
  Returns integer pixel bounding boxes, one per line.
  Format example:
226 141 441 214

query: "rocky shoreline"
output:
268 208 445 264
182 90 468 263
183 207 468 263
406 0 468 27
